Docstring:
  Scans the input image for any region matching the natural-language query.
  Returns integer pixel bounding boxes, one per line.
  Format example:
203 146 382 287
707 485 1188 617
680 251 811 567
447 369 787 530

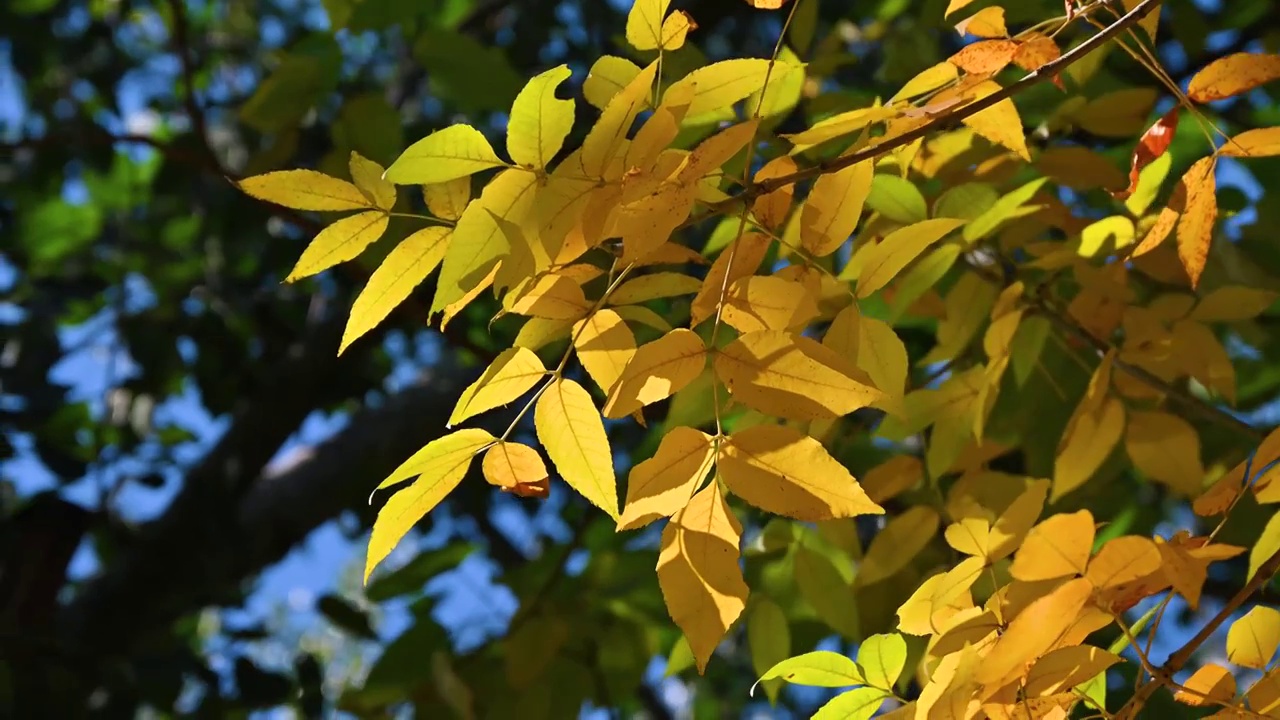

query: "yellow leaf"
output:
385 124 507 185
481 441 550 496
664 59 785 118
432 169 538 316
973 577 1094 692
449 347 547 427
719 423 884 521
858 506 939 586
618 427 715 531
626 84 696 175
1191 286 1278 322
800 155 874 257
929 556 985 619
1086 536 1163 589
1189 52 1280 103
582 56 644 110
1219 126 1280 158
286 211 389 282
1025 645 1122 697
1176 157 1217 289
515 317 573 351
714 331 885 421
659 10 694 51
856 218 967 298
535 378 619 518
678 119 759 182
507 274 591 320
945 0 979 16
961 80 1030 162
1160 535 1245 610
721 276 820 333
365 429 495 582
341 226 450 353
752 156 798 229
507 65 575 170
745 46 805 120
822 305 909 412
690 231 771 326
1009 510 1095 581
1227 605 1280 670
616 184 699 262
423 177 471 220
783 105 898 151
858 456 923 504
858 633 907 691
1053 397 1125 501
609 272 704 306
1174 664 1236 707
1250 512 1280 583
625 0 670 51
573 309 636 395
748 599 791 704
603 329 707 418
238 169 371 211
986 479 1049 562
955 6 1007 38
1250 668 1280 715
616 304 675 332
897 573 972 636
657 482 748 674
1078 215 1136 257
1125 411 1205 495
890 62 959 103
581 60 659 178
349 152 396 210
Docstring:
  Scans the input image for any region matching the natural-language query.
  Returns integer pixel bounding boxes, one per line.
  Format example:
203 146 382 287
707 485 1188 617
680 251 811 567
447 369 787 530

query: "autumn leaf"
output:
238 169 374 212
714 331 885 421
1086 536 1163 589
482 441 550 498
1188 52 1280 103
1009 510 1095 581
573 310 637 395
449 347 547 427
340 226 450 353
617 427 715 531
1174 664 1236 706
365 429 496 582
812 687 888 720
603 329 707 418
721 276 820 333
1024 645 1122 697
1219 127 1280 158
349 152 396 210
286 211 389 282
507 65 575 170
948 40 1018 75
656 482 748 673
859 506 940 586
664 59 784 118
1111 107 1179 201
535 378 619 519
385 124 509 185
690 231 771 326
1176 156 1218 289
719 424 884 521
423 177 471 220
1125 410 1205 495
1227 605 1280 669
800 156 874 257
955 7 1006 38
972 577 1093 692
856 218 966 298
581 60 659 178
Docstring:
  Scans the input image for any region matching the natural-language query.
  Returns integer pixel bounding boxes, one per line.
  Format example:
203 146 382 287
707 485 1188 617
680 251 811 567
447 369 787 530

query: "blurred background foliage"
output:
2 0 1280 717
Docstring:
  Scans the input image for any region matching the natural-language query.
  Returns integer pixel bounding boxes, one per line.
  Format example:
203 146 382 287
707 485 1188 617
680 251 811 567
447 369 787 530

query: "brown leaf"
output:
1111 107 1179 201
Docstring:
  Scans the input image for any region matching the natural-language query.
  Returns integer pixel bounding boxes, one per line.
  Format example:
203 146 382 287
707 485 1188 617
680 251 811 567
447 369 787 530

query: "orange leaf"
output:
948 40 1019 76
1188 52 1280 103
1013 33 1061 74
1111 107 1179 201
1175 157 1218 289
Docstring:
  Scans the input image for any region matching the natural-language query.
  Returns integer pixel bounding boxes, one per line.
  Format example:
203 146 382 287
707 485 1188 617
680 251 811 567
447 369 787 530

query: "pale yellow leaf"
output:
573 309 637 395
955 6 1006 38
1189 52 1280 103
800 156 874 257
423 177 471 220
581 61 659 179
856 218 967 298
609 272 704 306
890 62 958 103
432 168 538 315
659 10 694 51
1009 510 1095 581
858 506 940 586
625 0 670 51
238 169 371 211
714 330 885 421
719 423 884 521
752 156 799 229
507 274 591 319
783 105 897 150
449 347 547 427
1228 605 1280 670
618 427 715 531
349 152 396 210
603 329 707 418
507 64 575 170
664 59 784 118
1086 536 1163 589
1125 411 1205 495
365 429 495 582
385 124 508 185
945 0 979 16
582 56 644 110
535 378 619 518
341 226 450 353
657 482 748 673
961 80 1031 162
1249 512 1280 583
721 276 820 333
286 211 389 282
857 633 907 691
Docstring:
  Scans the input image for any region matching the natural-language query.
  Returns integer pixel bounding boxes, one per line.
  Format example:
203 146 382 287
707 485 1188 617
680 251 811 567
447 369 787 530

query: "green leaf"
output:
963 177 1049 243
754 651 865 692
414 28 523 113
866 174 928 225
795 542 859 639
748 599 792 705
812 687 889 720
933 182 998 221
364 543 477 601
855 633 906 691
316 594 377 639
